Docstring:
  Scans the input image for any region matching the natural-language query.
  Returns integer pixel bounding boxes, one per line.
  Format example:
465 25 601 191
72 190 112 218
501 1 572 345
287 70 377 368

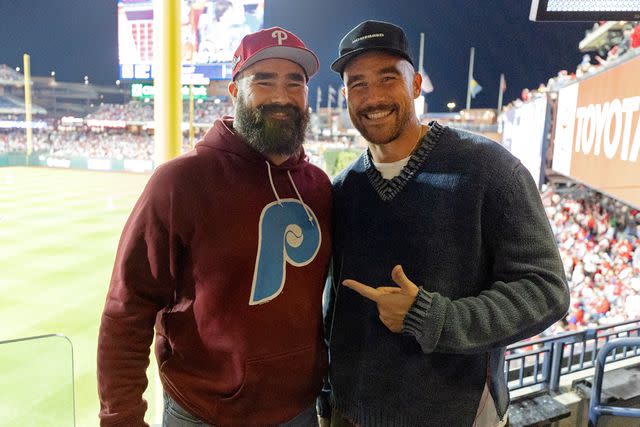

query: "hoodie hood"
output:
198 116 308 171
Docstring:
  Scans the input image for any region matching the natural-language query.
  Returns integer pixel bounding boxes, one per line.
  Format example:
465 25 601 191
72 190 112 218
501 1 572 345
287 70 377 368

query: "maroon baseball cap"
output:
231 27 319 80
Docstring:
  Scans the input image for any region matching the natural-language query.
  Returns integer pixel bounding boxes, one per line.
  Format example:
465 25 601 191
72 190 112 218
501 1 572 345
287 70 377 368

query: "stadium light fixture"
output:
530 0 640 21
447 102 456 111
15 67 20 72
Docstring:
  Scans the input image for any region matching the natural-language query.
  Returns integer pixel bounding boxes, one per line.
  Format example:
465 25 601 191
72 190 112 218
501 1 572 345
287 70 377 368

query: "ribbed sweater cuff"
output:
402 287 433 338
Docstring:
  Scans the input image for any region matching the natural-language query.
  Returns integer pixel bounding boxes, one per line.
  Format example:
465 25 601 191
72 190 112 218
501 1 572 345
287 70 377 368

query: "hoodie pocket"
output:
218 343 325 416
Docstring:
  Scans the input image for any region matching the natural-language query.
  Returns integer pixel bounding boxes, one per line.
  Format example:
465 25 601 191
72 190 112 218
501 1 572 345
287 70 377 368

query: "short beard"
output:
350 103 410 145
234 96 309 157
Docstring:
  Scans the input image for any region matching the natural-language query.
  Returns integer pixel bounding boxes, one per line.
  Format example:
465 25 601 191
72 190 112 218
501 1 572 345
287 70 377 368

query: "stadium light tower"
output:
530 0 640 21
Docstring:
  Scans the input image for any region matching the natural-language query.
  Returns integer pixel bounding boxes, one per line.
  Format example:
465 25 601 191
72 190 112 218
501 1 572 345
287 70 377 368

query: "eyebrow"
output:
346 66 402 84
253 72 306 82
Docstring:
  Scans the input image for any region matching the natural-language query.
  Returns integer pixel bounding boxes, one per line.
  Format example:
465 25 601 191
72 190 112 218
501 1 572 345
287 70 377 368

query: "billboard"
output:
118 0 264 81
130 83 209 99
500 96 550 187
552 54 640 208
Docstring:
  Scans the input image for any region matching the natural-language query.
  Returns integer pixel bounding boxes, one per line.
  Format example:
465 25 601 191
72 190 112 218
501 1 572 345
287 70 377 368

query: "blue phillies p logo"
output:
249 199 321 305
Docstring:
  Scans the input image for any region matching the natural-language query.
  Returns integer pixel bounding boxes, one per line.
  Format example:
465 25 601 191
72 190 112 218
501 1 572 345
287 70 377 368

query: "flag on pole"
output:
469 78 482 98
497 73 506 112
328 85 337 106
316 86 322 113
419 66 434 94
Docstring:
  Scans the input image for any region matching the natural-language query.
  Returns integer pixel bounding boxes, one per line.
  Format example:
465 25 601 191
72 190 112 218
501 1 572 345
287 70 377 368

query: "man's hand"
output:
342 265 419 333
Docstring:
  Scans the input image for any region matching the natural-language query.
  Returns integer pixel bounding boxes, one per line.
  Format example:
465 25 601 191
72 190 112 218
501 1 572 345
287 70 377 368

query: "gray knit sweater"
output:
326 121 570 427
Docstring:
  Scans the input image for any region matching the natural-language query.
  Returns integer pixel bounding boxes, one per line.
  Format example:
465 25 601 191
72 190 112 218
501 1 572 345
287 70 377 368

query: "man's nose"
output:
269 83 291 104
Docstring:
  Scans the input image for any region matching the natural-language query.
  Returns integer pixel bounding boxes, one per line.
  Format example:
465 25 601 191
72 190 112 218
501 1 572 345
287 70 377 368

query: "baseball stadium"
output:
1 1 639 426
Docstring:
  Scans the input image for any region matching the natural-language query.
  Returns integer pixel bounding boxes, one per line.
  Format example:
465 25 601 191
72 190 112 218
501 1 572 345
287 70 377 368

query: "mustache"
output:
358 104 397 115
257 103 303 118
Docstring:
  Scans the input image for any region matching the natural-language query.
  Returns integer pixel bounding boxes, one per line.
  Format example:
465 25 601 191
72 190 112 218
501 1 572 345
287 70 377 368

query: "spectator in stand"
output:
631 22 640 49
542 186 640 334
324 20 569 427
97 27 332 426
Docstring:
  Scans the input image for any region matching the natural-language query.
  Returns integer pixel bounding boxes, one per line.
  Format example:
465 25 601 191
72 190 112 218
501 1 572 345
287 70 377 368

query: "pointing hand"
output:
343 265 419 333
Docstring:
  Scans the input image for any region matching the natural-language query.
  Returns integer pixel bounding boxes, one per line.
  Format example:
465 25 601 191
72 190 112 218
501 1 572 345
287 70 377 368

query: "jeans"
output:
163 393 318 427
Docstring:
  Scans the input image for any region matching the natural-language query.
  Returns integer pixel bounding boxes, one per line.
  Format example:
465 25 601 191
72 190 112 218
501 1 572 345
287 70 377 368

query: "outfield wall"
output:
0 152 154 173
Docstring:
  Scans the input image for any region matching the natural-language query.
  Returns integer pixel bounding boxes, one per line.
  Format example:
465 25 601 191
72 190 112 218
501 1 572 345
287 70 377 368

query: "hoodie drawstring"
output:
264 161 314 223
287 170 314 223
265 161 283 206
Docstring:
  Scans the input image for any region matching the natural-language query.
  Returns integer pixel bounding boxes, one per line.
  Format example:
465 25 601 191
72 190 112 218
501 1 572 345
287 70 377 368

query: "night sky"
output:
0 0 591 111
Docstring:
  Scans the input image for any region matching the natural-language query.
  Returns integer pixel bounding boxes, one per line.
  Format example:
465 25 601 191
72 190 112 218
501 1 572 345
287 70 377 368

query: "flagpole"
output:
497 73 505 114
337 89 345 130
418 33 425 72
23 54 33 161
466 47 475 110
327 85 332 137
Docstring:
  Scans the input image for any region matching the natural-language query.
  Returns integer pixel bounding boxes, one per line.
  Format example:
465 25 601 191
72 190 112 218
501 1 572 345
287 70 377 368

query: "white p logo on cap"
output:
272 30 288 45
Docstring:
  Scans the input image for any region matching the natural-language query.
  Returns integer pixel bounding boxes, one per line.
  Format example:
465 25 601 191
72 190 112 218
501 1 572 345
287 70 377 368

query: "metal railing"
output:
505 319 640 393
588 337 640 426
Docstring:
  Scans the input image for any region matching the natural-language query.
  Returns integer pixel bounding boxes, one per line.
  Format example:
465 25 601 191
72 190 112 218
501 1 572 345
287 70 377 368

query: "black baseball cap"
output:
331 20 414 76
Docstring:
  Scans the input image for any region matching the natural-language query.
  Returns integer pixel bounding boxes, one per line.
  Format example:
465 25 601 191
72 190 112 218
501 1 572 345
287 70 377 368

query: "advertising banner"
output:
553 55 640 207
500 97 549 187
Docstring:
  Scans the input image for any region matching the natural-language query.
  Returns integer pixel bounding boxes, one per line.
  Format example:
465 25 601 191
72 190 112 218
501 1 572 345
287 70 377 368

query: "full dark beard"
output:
234 97 310 156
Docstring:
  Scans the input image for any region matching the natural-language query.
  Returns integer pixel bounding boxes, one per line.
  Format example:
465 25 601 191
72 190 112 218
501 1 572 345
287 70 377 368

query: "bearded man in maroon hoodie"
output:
97 27 332 427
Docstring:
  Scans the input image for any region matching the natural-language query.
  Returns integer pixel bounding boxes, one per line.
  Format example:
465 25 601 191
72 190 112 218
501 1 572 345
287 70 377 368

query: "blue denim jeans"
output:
163 393 318 427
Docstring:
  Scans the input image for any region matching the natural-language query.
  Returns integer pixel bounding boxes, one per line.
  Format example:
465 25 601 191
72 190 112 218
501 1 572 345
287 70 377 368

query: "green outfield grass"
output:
0 167 163 427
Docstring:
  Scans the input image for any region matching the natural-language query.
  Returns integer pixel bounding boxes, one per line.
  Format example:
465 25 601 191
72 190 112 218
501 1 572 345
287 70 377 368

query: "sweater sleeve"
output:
97 173 180 426
402 162 570 354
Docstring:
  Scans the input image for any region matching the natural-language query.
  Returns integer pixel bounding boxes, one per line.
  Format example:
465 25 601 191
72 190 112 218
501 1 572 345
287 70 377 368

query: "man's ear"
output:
228 80 239 99
413 72 422 99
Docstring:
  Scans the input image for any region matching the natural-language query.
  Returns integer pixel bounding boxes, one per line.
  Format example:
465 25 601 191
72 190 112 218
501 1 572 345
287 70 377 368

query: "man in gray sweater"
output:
322 20 570 427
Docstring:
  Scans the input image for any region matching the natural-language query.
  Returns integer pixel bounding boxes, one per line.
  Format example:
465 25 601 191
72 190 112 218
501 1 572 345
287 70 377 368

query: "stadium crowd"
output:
0 128 205 159
542 185 640 334
85 99 234 124
505 21 640 106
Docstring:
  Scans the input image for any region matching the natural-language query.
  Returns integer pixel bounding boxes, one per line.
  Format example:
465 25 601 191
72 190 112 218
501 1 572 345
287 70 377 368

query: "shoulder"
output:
149 150 203 190
436 125 522 185
443 126 516 164
302 161 333 188
332 152 366 192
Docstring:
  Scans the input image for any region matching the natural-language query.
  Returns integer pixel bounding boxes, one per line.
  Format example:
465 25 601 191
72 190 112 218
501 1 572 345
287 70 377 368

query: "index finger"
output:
342 279 381 302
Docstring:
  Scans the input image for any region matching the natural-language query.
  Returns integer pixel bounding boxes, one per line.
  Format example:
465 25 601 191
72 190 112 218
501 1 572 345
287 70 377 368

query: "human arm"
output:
97 175 180 426
316 260 335 423
344 163 570 354
403 163 570 353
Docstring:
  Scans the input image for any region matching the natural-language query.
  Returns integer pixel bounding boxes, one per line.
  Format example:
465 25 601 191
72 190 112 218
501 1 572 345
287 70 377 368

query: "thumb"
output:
391 265 418 294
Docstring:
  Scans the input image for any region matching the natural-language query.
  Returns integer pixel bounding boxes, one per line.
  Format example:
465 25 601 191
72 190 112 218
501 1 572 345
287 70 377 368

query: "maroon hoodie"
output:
98 117 332 426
